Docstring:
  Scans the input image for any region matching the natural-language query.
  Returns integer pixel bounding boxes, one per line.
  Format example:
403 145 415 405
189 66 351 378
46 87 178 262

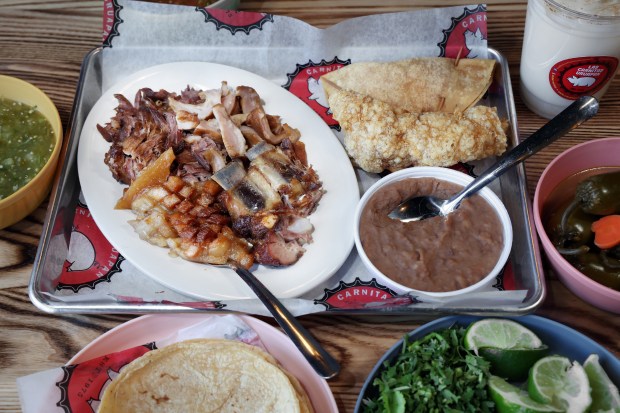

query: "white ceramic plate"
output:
77 62 359 300
69 313 338 413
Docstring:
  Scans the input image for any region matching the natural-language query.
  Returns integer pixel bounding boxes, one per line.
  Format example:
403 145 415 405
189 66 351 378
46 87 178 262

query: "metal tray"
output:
29 47 546 315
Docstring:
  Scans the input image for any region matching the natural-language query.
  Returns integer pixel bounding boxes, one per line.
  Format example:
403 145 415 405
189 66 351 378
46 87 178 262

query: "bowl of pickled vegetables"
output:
534 138 620 313
0 75 62 229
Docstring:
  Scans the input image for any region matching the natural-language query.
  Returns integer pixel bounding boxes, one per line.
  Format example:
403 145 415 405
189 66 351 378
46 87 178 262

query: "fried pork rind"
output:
128 174 255 269
328 88 507 173
321 57 496 114
98 338 314 413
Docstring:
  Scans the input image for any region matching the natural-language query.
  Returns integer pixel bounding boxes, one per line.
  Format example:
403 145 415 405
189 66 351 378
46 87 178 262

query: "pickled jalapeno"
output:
576 170 620 215
546 198 595 250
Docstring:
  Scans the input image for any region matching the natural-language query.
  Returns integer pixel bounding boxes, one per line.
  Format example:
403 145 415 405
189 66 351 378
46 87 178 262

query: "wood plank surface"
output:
1 1 619 412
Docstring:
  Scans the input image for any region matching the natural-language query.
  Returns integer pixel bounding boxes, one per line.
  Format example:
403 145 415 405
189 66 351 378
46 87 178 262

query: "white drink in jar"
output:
520 0 620 118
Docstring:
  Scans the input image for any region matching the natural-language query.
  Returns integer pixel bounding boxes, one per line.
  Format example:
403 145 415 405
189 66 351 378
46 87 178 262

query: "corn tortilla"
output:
98 339 314 413
321 57 495 114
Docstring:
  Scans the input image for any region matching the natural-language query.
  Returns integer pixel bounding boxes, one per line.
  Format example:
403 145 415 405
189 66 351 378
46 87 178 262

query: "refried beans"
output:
359 177 504 292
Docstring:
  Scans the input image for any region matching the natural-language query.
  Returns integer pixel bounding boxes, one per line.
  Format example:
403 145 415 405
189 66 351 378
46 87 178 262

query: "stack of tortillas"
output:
321 57 508 173
98 339 314 413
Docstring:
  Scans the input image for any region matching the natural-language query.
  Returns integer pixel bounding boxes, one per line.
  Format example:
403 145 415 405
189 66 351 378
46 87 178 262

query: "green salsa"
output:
0 97 55 200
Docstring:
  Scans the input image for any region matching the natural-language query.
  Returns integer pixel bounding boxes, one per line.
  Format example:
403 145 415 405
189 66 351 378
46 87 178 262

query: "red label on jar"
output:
549 56 619 100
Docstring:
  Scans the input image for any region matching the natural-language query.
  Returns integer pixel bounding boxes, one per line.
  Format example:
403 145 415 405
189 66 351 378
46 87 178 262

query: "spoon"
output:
228 261 340 379
388 95 600 223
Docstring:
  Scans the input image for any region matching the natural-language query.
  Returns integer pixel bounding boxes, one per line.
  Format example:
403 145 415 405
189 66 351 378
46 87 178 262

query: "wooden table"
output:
1 1 619 412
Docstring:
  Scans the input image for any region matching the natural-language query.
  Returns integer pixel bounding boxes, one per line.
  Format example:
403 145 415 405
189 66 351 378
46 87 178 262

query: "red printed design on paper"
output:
549 56 619 100
314 278 421 310
102 0 123 48
282 58 351 129
56 343 156 413
57 203 124 292
496 262 515 291
438 4 487 59
196 9 273 35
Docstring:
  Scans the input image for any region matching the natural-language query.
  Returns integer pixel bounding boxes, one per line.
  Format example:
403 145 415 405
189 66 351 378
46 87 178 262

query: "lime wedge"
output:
464 319 543 354
479 346 549 381
584 354 620 413
528 355 592 413
488 375 562 413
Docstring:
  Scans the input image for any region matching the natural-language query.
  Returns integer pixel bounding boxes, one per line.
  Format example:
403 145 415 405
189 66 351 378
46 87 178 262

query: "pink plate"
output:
69 313 338 412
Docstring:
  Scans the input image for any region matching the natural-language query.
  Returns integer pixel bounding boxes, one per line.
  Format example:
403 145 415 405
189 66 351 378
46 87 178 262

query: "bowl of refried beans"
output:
355 167 513 297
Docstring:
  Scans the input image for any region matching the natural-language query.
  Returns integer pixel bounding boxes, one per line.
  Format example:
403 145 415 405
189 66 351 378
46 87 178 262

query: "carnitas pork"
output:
97 82 324 268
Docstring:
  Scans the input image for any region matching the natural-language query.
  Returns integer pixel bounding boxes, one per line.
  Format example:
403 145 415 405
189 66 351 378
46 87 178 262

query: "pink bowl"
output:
533 137 620 314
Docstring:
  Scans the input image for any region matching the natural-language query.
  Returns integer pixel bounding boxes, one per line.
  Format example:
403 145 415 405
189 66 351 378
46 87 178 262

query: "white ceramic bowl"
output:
354 167 513 297
533 138 620 313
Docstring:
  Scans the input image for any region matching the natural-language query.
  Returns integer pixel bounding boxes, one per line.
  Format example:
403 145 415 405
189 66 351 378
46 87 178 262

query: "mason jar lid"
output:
545 0 620 23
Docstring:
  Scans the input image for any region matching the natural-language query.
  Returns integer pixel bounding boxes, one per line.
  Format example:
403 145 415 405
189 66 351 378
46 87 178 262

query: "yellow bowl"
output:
0 75 62 229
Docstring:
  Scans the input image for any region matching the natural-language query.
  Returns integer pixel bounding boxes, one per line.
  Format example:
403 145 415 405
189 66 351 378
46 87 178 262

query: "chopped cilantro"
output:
362 326 495 413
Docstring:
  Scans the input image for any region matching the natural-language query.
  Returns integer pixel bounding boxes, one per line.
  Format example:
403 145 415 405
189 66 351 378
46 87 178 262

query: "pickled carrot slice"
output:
592 215 620 249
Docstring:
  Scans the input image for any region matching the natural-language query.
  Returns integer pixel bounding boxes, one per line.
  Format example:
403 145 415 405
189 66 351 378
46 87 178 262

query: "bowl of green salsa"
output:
0 74 62 229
